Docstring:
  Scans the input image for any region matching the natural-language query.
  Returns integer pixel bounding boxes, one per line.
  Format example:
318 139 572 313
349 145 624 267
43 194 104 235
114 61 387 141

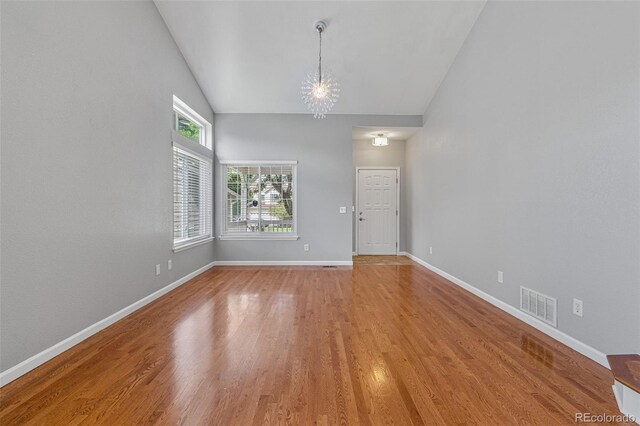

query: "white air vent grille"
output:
520 286 557 327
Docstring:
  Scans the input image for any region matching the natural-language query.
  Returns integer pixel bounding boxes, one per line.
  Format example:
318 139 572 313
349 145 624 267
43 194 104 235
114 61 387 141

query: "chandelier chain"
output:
318 27 322 85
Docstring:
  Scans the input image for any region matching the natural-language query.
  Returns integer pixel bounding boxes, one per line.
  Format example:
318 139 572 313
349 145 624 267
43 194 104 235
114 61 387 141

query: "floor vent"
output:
520 286 557 327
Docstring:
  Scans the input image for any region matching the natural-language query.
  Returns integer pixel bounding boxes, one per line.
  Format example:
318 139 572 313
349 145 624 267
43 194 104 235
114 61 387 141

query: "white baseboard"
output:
0 261 216 387
214 260 353 266
401 251 609 369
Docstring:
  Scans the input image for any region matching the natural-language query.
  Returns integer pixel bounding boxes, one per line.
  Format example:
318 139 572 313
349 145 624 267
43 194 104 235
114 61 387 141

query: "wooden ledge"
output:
607 354 640 394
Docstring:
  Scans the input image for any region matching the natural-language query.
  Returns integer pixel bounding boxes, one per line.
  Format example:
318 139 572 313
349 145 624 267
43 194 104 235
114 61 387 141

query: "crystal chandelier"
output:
301 21 340 119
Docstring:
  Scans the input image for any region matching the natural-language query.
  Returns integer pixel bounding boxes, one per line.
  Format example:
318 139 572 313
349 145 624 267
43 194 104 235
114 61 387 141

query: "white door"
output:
357 169 398 255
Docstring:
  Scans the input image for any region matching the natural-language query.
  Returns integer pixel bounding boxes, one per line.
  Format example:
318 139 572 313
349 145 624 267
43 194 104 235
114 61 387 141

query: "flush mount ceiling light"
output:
372 134 389 147
301 20 340 119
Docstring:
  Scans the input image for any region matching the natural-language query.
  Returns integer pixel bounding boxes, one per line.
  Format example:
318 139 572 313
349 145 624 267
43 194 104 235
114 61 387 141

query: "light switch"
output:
339 206 347 214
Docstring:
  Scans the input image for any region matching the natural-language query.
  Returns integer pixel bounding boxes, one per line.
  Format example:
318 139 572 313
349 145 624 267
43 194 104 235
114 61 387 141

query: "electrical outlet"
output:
339 206 347 214
304 244 310 252
573 298 583 317
167 260 172 271
429 247 433 255
155 264 161 276
497 270 504 284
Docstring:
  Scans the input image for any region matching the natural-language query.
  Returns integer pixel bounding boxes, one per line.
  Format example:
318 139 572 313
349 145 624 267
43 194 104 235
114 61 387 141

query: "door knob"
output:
359 218 366 221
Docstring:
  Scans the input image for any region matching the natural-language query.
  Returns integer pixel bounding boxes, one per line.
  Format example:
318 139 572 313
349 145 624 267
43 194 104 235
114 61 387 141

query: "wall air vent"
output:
520 286 557 328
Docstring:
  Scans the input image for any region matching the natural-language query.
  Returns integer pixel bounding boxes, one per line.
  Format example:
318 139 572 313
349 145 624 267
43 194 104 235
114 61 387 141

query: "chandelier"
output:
301 21 340 118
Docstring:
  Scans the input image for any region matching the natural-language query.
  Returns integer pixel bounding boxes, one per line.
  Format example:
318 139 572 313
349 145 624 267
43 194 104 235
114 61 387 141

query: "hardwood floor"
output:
0 259 627 425
608 354 640 393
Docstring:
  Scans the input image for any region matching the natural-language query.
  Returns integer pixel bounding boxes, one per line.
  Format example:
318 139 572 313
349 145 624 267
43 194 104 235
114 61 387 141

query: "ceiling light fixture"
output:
301 20 340 119
372 134 389 147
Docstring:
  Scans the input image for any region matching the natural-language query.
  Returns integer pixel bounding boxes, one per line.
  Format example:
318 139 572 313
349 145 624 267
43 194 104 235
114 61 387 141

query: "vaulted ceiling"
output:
155 1 485 115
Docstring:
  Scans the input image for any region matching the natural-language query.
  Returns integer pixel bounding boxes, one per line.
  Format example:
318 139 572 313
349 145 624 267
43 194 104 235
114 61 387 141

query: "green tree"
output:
266 174 293 217
177 115 200 143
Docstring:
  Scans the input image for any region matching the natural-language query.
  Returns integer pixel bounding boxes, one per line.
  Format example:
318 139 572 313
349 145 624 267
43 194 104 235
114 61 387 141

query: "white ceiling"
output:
352 126 420 141
155 1 485 115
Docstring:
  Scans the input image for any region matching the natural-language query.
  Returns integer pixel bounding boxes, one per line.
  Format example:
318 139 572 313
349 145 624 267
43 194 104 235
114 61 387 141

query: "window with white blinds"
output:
172 96 213 251
220 162 298 240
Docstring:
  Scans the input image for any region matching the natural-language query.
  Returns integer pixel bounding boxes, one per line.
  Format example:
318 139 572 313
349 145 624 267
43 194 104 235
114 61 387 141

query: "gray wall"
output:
214 114 421 262
405 1 640 355
0 1 215 371
352 139 406 252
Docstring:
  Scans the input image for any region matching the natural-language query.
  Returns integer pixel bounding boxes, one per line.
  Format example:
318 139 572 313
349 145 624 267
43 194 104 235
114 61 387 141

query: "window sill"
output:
173 236 214 253
218 235 299 241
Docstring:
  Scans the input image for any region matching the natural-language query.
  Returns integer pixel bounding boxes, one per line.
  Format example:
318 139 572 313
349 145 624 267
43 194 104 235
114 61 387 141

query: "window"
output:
175 112 201 143
220 161 298 240
172 96 213 252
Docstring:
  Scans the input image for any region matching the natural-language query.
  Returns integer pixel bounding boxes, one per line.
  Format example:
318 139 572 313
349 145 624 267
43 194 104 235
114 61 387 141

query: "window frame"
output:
172 96 214 252
219 160 298 241
173 95 212 150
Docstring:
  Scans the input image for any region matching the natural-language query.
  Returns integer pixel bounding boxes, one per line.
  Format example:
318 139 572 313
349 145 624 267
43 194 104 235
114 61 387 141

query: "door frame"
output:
355 167 400 255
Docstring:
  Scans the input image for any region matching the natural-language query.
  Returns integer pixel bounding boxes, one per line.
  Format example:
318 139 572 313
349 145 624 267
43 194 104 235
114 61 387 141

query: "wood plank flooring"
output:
608 354 640 394
0 258 627 425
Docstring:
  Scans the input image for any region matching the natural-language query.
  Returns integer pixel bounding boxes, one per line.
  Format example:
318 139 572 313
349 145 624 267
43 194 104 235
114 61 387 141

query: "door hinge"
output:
396 210 398 216
396 242 398 247
396 178 398 184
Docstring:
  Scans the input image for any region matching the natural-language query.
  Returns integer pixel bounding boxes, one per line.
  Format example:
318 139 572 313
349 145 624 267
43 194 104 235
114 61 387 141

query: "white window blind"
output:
173 146 212 249
221 162 297 239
